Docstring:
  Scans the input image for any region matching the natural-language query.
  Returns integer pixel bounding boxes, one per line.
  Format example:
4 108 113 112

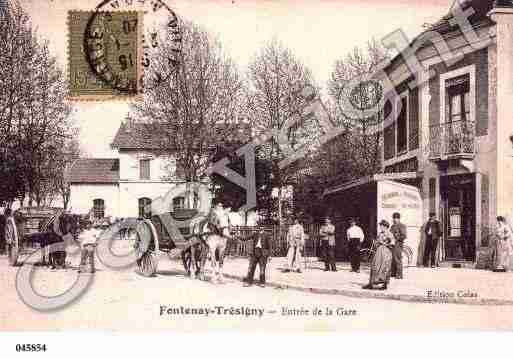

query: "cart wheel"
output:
136 251 158 277
6 218 20 266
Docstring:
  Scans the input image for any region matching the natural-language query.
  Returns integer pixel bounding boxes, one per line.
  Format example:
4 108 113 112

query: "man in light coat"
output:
285 217 305 273
78 221 99 274
347 218 365 273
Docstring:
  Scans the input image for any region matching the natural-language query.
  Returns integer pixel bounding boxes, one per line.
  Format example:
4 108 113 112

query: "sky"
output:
19 0 452 158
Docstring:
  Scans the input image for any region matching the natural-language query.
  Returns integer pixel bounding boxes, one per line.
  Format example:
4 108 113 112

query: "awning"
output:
323 171 422 196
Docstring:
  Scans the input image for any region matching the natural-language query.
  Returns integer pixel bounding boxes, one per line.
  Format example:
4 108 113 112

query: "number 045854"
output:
15 344 47 352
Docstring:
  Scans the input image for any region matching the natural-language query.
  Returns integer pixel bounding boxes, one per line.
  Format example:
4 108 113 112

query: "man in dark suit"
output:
243 228 271 287
423 212 442 268
390 212 407 279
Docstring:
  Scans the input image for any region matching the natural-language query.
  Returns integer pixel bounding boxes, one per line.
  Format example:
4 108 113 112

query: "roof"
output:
67 158 119 183
111 120 254 150
110 122 169 150
323 172 421 196
385 0 495 74
428 0 494 35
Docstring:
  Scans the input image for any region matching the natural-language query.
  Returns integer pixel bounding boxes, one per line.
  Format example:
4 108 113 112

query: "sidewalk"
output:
168 257 513 305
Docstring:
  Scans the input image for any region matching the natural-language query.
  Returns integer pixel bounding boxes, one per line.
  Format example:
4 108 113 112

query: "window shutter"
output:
140 159 150 180
409 88 419 150
429 178 436 215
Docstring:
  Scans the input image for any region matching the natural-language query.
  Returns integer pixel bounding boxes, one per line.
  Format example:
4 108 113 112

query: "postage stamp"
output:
68 10 142 99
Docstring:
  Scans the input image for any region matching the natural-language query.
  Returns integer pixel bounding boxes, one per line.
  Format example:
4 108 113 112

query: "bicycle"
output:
360 238 413 267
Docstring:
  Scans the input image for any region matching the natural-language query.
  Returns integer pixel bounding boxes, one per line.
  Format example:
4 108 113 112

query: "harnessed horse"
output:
27 212 80 267
198 210 231 283
181 216 209 279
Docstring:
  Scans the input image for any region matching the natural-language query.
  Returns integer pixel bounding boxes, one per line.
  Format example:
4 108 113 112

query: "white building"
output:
68 122 186 220
68 121 258 225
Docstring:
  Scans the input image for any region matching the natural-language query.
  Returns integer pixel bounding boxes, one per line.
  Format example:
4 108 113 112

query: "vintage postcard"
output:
2 0 513 339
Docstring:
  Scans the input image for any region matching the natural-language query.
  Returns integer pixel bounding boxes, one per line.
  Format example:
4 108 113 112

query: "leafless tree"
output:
327 39 389 179
54 135 82 209
0 1 74 208
0 1 33 206
246 39 319 227
130 21 246 206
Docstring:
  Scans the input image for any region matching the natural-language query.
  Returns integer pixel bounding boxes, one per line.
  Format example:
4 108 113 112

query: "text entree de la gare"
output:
160 305 265 317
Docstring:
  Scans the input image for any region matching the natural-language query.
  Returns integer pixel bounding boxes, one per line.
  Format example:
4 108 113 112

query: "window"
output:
140 159 150 180
172 196 185 211
440 66 475 128
447 74 470 124
138 197 152 219
445 74 472 154
93 199 105 219
396 96 408 154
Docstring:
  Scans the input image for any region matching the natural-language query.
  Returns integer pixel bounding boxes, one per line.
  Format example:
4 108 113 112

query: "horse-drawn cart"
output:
129 208 209 277
4 207 78 267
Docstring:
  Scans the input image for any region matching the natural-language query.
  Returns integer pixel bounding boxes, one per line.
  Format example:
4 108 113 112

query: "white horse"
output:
191 206 232 284
203 232 228 283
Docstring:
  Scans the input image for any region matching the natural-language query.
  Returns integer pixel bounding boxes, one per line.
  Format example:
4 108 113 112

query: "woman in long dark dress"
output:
363 220 394 290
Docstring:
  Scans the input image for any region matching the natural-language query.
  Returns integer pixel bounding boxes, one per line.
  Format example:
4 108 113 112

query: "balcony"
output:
429 120 476 160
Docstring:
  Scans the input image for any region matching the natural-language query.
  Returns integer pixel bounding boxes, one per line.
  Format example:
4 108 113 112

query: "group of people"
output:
42 212 102 273
318 213 408 290
3 202 513 289
238 212 410 291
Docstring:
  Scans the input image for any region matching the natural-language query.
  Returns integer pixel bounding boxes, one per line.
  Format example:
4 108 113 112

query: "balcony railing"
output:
429 120 476 160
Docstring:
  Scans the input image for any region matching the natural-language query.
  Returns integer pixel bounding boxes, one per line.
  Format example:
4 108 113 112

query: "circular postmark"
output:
84 0 182 94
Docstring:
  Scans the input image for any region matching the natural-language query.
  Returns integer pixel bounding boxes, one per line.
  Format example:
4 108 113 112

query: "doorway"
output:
440 174 476 262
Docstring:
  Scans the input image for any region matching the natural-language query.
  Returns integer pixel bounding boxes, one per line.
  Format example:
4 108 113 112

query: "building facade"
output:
68 122 186 220
325 0 513 266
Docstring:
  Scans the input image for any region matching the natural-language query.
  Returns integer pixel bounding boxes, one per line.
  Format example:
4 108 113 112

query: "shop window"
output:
93 199 105 219
138 197 152 219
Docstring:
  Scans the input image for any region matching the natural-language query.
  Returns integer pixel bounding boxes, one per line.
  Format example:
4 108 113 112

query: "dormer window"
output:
140 159 150 180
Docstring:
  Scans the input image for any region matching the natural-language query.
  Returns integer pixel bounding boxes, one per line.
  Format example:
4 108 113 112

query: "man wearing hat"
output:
242 228 272 287
319 217 336 271
390 212 407 279
346 218 365 273
423 212 442 268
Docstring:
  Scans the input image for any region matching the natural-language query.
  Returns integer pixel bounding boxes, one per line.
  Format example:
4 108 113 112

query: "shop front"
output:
439 173 476 263
324 173 423 265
